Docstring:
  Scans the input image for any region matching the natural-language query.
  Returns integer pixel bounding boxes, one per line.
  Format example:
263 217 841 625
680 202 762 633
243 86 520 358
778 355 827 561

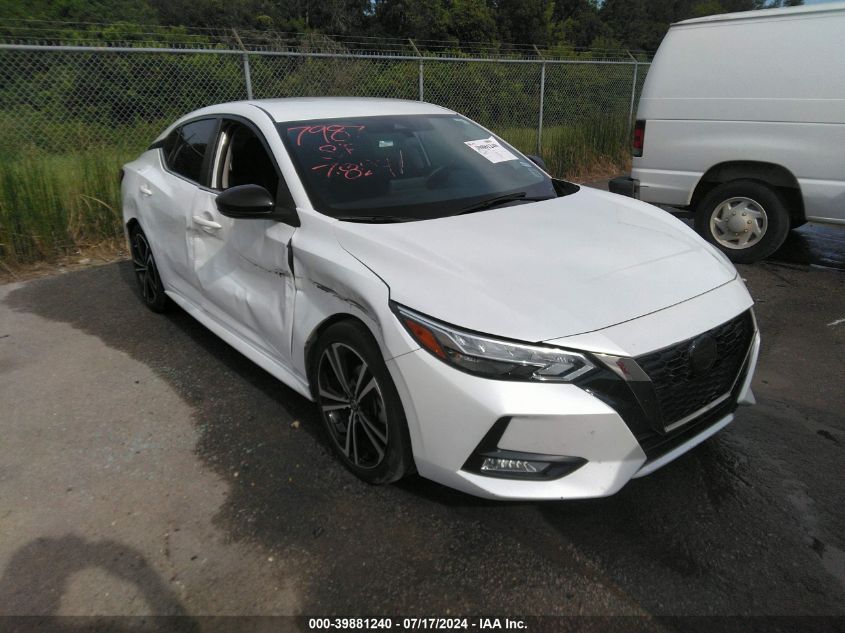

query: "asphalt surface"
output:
1 222 844 626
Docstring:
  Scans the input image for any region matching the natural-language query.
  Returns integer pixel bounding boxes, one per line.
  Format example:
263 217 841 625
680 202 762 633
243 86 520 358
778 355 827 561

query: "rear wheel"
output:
694 180 790 264
129 226 169 312
312 321 413 484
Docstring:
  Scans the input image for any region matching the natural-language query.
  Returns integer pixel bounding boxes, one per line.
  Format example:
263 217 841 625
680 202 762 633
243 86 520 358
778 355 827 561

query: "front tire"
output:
312 321 414 484
694 180 790 264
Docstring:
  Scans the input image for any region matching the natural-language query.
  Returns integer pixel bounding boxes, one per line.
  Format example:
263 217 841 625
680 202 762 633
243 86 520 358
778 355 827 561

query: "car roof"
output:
674 1 845 26
238 97 454 122
155 98 456 144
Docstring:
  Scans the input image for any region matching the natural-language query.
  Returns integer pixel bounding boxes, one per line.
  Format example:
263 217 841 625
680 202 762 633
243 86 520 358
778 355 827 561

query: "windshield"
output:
278 114 559 221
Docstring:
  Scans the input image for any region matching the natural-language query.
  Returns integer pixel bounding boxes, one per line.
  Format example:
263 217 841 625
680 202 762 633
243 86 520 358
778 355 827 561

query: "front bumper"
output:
385 282 759 500
388 348 648 500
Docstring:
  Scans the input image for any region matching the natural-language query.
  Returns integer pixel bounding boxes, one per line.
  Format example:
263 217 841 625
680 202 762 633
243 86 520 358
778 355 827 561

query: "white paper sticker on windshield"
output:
464 137 518 164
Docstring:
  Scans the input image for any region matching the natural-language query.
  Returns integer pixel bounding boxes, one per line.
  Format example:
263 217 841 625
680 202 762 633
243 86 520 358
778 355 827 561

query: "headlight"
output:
393 304 595 382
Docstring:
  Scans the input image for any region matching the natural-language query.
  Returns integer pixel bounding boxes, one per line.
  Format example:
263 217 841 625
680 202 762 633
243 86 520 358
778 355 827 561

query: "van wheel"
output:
695 180 790 264
312 320 414 485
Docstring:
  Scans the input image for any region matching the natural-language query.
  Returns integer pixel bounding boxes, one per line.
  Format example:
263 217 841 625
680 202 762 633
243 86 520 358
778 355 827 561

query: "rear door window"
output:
164 118 218 184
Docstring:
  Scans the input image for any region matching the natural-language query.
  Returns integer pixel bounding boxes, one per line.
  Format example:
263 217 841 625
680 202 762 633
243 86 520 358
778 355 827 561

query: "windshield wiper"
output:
457 192 554 215
334 215 416 224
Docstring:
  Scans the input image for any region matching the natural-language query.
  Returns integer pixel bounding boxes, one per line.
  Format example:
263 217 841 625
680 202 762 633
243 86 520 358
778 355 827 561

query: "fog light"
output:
480 457 548 474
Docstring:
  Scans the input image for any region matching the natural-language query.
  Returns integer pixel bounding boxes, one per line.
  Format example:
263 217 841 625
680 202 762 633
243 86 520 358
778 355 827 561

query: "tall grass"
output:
0 148 132 266
0 118 630 268
500 117 630 178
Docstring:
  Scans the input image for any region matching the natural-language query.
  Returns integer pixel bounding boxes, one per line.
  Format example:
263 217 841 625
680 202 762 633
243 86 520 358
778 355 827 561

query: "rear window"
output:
164 118 218 184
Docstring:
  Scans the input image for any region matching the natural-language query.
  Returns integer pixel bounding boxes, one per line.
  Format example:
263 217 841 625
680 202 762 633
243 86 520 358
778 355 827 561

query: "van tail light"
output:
632 120 645 157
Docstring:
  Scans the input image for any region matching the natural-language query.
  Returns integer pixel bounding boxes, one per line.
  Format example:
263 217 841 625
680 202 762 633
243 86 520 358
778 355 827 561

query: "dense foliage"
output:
0 0 803 53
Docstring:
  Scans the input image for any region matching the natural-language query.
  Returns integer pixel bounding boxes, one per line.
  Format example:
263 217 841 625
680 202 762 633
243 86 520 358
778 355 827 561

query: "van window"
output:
165 118 218 184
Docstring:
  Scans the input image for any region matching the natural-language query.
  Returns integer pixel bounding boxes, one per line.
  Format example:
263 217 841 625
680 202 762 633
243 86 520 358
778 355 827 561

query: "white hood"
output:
334 187 737 342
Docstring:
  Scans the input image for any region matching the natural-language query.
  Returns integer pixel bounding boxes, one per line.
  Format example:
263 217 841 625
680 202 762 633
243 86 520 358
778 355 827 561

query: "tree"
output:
282 0 370 34
0 0 803 53
449 0 498 43
493 0 556 46
0 0 158 23
690 0 726 18
148 0 270 28
599 0 675 51
374 0 453 42
597 0 800 52
552 0 612 50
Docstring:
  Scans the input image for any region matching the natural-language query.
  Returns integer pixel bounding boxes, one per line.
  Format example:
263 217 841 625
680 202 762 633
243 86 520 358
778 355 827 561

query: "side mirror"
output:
526 154 548 171
216 184 274 218
215 184 300 226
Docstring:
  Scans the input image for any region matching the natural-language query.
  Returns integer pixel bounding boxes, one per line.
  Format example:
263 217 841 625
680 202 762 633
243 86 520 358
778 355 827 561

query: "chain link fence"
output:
0 44 649 158
0 42 649 265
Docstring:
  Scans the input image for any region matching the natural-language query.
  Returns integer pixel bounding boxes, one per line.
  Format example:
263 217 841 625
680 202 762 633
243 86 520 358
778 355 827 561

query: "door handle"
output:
139 184 153 196
192 215 222 231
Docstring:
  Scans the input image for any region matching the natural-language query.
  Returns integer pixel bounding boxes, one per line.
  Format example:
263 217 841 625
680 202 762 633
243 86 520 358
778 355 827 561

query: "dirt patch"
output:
566 160 630 184
0 239 128 284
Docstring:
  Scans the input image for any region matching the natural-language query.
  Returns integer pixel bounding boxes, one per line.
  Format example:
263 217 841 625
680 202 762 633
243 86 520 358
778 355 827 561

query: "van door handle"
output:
192 215 222 231
140 184 153 196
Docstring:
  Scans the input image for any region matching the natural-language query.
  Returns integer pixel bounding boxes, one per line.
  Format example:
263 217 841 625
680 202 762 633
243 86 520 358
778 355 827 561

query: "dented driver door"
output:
186 118 297 365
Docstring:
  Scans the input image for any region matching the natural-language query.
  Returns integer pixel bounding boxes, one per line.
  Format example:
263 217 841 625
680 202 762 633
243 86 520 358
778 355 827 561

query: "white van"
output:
610 3 845 263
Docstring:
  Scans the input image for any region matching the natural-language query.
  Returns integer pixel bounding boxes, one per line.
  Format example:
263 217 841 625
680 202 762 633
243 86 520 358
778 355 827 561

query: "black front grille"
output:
636 396 735 460
636 310 754 427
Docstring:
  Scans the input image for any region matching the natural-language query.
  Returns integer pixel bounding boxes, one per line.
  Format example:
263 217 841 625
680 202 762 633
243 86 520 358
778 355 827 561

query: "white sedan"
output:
121 97 760 500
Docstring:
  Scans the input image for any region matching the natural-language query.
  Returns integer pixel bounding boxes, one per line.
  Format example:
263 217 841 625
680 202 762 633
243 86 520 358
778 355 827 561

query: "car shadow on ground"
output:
5 261 845 617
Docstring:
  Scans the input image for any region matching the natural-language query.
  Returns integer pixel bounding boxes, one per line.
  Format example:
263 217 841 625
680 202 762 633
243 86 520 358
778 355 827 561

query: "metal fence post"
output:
409 39 424 101
233 29 253 99
537 62 546 155
419 59 424 101
533 45 546 156
627 51 639 133
242 54 254 99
